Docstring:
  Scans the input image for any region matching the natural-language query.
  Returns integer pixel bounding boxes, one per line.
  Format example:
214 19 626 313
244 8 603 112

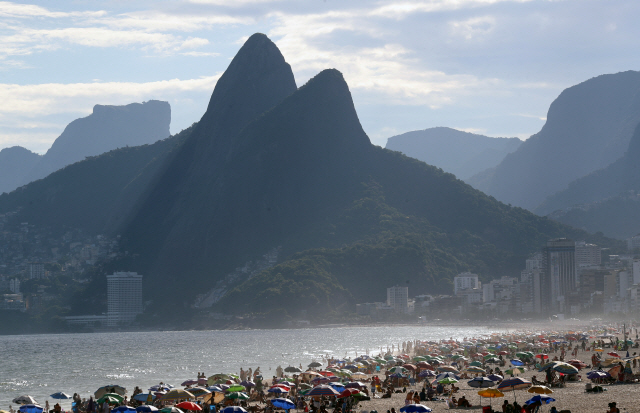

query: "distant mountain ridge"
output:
0 100 170 194
0 146 41 194
468 71 640 211
0 34 620 324
539 122 640 239
385 127 521 180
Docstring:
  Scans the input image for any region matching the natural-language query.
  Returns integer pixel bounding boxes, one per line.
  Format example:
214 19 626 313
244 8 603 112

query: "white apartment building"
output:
453 272 480 295
107 271 143 327
387 285 409 313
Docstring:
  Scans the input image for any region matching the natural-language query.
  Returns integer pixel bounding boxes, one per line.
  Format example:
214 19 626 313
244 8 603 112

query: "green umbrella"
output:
227 385 245 393
388 366 406 373
97 396 122 405
413 356 427 362
437 378 459 384
470 361 483 367
483 354 496 359
225 392 249 400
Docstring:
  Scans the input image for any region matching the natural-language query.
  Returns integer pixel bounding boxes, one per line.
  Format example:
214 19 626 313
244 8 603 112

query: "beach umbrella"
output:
136 406 159 413
535 354 549 360
403 364 417 371
435 372 459 381
160 408 184 413
306 385 340 396
485 357 500 364
505 368 524 376
338 389 361 399
467 377 495 388
268 387 289 394
469 361 483 367
388 366 406 373
477 389 504 410
187 388 211 398
97 395 124 405
344 382 366 389
587 370 609 379
240 380 255 388
112 407 136 413
18 406 42 413
226 385 245 393
436 365 459 373
419 370 435 377
162 389 195 401
528 385 553 395
538 362 557 372
552 362 579 375
524 395 556 405
95 385 127 398
497 378 532 402
220 408 247 413
176 402 201 411
464 366 486 374
206 386 224 393
510 359 524 366
308 362 322 368
13 397 38 405
182 380 199 387
226 392 250 400
50 393 72 400
399 405 432 413
487 374 503 382
284 366 302 373
437 377 458 385
271 399 295 410
133 394 156 402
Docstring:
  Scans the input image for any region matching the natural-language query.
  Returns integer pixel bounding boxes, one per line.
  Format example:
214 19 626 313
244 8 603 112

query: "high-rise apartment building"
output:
575 242 601 267
543 238 576 313
387 285 409 313
107 271 143 327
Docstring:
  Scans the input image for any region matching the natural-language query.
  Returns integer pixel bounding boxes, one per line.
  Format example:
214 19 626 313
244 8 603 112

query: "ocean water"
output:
1 325 503 408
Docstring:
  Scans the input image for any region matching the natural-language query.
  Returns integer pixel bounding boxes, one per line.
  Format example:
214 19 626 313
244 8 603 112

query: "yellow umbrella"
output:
478 388 504 410
594 348 604 352
161 389 195 401
528 385 553 395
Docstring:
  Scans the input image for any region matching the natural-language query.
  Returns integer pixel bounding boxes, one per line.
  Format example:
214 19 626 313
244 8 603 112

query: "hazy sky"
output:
1 0 639 153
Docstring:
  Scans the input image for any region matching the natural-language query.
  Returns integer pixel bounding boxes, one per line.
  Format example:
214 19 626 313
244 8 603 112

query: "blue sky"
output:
1 0 639 153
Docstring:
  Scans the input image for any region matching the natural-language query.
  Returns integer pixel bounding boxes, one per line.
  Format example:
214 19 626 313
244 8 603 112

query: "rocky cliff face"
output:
468 71 640 211
25 100 170 185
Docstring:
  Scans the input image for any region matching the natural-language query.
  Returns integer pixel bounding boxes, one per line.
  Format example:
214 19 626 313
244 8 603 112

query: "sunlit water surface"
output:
1 326 505 408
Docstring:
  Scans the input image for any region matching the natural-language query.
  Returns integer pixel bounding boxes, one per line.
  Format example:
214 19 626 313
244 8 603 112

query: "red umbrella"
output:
402 364 417 371
176 402 202 411
416 362 433 370
608 352 620 358
535 354 548 360
338 389 361 399
318 371 335 377
497 351 508 356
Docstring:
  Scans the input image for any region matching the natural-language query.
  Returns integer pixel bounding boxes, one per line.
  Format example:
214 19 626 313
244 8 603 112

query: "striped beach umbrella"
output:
306 385 340 396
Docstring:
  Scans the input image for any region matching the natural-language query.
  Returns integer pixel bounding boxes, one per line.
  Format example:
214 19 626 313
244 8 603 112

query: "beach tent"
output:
18 406 43 413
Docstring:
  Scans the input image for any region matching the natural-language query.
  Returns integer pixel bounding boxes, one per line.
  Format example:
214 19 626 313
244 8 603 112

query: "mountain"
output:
0 100 171 194
0 127 191 235
115 34 613 321
468 71 640 211
538 122 640 239
0 146 41 194
385 127 521 180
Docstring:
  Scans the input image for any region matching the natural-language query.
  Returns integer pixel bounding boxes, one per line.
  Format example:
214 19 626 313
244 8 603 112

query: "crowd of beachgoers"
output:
7 322 640 413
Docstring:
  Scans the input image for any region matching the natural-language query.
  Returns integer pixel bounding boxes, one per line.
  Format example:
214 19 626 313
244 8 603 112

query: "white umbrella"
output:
13 396 38 405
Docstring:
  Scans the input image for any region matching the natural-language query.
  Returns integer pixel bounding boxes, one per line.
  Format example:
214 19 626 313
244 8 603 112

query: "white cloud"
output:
0 76 220 117
449 16 496 40
370 0 534 19
0 1 106 19
93 11 252 32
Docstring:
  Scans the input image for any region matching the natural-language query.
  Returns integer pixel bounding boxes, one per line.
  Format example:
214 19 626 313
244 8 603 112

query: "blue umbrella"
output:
271 398 295 410
207 386 224 393
112 407 136 413
221 408 247 413
525 395 556 405
50 393 72 400
268 387 288 394
133 394 156 402
330 384 345 392
510 359 524 366
435 372 459 381
137 407 159 413
399 405 432 413
19 405 43 413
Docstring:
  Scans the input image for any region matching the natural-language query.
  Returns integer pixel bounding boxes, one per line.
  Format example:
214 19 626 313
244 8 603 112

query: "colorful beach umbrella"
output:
162 389 195 401
528 385 553 395
225 392 249 400
13 397 38 405
524 395 556 405
271 399 295 410
136 406 159 413
176 402 201 411
306 385 340 396
399 405 432 413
